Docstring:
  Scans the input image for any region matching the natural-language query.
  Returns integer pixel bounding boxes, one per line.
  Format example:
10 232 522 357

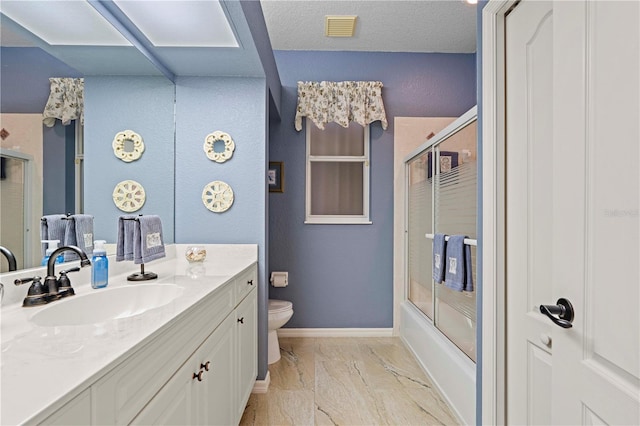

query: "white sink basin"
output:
30 284 184 327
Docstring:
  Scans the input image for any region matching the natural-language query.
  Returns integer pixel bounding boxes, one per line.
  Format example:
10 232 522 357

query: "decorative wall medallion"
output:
202 180 234 213
203 131 235 163
112 130 145 162
113 180 146 212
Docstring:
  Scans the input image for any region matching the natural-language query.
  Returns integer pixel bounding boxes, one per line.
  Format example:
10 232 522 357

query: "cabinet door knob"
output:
200 361 210 371
237 317 244 324
192 370 204 382
247 279 253 286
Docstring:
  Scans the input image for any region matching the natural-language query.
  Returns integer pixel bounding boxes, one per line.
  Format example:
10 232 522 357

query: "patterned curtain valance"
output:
294 81 388 131
43 78 84 127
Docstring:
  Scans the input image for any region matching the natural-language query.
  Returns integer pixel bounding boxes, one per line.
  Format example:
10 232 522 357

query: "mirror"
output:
0 10 175 271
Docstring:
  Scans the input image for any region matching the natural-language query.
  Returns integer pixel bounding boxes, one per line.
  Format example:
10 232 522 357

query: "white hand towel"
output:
133 215 166 264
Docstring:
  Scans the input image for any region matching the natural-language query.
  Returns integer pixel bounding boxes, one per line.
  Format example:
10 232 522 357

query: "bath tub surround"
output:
0 244 258 425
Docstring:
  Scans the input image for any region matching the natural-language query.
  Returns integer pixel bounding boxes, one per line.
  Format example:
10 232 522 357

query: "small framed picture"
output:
268 161 284 193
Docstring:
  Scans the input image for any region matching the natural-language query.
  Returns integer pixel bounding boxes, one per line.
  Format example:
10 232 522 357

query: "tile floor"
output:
240 337 459 426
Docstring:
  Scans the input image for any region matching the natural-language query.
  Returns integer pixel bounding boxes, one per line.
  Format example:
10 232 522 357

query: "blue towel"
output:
444 235 474 292
116 215 137 262
432 233 447 283
40 214 67 257
63 215 94 261
133 215 166 264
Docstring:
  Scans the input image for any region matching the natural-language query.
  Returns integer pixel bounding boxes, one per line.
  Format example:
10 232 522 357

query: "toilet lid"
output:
268 299 292 313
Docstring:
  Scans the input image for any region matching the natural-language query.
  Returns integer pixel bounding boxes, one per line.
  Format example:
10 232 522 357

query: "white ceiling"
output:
260 0 477 53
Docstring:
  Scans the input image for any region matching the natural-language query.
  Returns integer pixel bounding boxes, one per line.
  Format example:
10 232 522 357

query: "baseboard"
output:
251 371 270 394
277 328 394 338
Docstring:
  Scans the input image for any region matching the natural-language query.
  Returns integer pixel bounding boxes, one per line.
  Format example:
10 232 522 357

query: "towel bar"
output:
425 233 477 247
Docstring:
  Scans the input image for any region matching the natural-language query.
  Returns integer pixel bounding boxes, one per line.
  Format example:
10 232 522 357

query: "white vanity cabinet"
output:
35 263 258 426
133 271 258 426
40 389 91 426
236 285 258 421
131 314 236 426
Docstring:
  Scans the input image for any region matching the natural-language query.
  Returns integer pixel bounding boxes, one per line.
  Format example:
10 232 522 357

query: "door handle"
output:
540 298 574 328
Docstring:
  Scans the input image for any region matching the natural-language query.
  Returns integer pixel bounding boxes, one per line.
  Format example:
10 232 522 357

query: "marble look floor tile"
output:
314 338 365 362
269 339 315 391
243 337 461 426
371 387 459 426
239 393 269 426
315 359 387 425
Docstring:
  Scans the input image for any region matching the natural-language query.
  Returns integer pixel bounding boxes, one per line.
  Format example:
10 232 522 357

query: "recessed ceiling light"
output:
113 0 238 48
0 0 132 46
325 15 357 38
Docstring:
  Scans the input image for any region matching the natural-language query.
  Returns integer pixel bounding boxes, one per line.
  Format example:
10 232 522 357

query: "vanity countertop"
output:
0 244 258 425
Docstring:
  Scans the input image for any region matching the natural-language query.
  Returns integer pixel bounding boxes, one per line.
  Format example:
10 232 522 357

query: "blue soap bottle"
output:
91 240 109 289
41 240 64 266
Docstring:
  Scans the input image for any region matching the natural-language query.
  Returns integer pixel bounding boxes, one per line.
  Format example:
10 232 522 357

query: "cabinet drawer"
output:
93 281 235 425
235 264 257 305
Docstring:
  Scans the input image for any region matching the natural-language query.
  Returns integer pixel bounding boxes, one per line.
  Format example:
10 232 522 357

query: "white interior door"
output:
551 1 639 424
506 0 640 424
505 1 555 423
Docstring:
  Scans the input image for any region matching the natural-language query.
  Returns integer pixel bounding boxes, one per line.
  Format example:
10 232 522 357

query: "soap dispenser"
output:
91 240 108 289
41 240 64 266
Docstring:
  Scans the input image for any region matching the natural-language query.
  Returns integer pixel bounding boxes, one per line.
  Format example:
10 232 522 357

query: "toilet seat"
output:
269 299 292 314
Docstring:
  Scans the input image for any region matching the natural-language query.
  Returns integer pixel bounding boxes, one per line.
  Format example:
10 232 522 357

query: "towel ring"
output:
113 180 146 212
112 130 144 162
202 181 234 213
203 131 235 163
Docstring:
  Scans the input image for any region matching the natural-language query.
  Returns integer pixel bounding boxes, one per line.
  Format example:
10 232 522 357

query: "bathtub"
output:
400 301 476 425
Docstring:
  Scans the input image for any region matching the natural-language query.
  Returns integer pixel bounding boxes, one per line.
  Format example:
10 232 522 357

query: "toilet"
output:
268 271 293 364
268 299 294 364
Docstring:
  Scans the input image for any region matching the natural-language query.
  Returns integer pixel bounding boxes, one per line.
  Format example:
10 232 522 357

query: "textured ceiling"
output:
260 0 477 53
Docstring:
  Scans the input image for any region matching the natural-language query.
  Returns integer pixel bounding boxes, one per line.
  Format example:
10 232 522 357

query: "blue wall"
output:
174 76 269 379
83 76 175 244
1 47 81 215
269 51 476 328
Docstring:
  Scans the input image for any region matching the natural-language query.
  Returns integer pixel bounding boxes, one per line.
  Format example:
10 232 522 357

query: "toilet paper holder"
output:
270 271 288 287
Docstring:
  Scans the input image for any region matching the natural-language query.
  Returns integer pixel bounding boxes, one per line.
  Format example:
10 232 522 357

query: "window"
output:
305 120 371 224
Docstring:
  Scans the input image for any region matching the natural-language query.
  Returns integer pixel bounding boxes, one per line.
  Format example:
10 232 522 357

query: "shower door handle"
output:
540 298 574 329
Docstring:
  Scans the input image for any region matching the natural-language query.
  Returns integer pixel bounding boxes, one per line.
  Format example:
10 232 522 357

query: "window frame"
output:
304 120 371 224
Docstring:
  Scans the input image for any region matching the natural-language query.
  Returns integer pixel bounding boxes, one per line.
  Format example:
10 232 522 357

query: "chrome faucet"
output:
0 245 17 272
15 245 90 307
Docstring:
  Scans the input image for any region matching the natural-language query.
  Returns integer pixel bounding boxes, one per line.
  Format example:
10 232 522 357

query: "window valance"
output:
43 78 84 127
294 81 388 131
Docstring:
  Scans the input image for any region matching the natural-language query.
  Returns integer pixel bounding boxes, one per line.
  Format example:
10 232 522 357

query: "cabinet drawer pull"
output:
192 370 204 382
237 317 244 324
247 279 253 286
200 361 210 371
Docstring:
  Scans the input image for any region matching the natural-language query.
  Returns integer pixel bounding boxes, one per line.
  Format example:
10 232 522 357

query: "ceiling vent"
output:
325 15 357 37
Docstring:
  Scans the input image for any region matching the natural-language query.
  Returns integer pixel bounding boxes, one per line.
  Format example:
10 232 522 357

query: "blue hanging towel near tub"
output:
432 233 447 283
444 235 474 292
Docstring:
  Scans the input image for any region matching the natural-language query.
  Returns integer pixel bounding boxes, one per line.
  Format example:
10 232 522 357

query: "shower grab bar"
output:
425 233 477 247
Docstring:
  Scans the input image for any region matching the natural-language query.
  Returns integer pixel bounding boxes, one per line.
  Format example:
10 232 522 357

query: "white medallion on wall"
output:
113 180 146 212
202 180 234 213
112 130 145 162
203 131 235 163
